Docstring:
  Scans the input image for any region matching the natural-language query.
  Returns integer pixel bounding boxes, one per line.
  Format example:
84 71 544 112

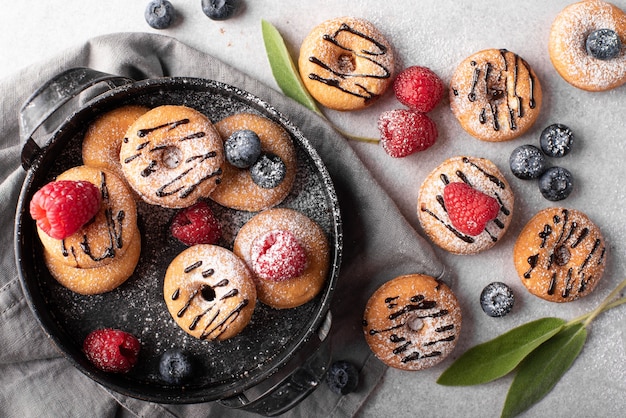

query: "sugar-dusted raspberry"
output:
170 201 222 246
443 182 500 236
83 328 140 373
377 109 438 158
393 66 445 113
251 230 307 281
29 180 101 240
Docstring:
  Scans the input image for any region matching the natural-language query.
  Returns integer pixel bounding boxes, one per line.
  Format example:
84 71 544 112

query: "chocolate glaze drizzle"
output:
364 293 455 364
123 118 222 200
420 158 510 245
523 209 606 299
172 261 248 340
62 171 126 263
308 23 391 103
454 49 537 132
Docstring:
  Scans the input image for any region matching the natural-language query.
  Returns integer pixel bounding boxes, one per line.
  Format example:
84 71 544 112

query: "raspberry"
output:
378 109 438 158
83 328 140 373
393 66 445 113
170 201 222 246
251 230 307 281
443 182 500 236
29 180 101 240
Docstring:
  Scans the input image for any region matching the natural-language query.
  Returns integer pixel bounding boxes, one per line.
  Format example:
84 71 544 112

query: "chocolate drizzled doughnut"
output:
514 207 607 302
298 17 395 111
163 245 256 341
417 156 514 255
363 274 462 371
120 105 224 209
450 48 542 142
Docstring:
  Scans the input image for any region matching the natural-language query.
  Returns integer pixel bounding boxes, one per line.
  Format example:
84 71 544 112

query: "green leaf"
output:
501 323 587 418
437 317 566 386
261 19 322 115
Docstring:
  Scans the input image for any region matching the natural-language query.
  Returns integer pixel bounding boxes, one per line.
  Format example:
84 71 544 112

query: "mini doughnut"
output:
549 0 626 91
233 208 330 309
449 48 542 142
363 274 462 371
44 231 140 295
82 105 149 181
298 17 395 111
37 165 138 269
211 113 297 212
120 105 224 209
417 156 514 255
514 207 607 303
163 245 257 341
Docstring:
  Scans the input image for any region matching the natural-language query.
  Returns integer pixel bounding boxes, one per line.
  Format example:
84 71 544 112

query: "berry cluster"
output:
225 129 287 189
378 66 444 158
509 123 575 201
145 0 240 29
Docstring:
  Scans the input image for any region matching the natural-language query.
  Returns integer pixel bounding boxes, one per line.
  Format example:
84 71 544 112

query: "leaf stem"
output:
565 278 626 327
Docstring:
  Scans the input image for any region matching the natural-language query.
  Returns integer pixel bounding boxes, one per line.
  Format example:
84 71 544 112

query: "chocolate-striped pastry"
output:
417 156 514 255
120 105 224 208
163 245 256 341
450 48 542 142
363 274 462 371
514 207 607 302
298 17 395 111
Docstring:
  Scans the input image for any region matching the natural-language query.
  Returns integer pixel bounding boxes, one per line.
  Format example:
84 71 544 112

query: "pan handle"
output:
219 310 333 416
19 67 134 170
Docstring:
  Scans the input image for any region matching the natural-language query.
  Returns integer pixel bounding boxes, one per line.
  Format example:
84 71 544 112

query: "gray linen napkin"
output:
0 32 445 417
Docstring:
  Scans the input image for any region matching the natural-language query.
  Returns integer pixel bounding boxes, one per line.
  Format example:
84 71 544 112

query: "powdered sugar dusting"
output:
549 0 626 91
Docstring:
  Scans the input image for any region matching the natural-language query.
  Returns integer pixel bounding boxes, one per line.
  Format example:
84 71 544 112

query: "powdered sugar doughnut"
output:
163 245 256 341
211 113 296 212
82 105 149 182
549 0 626 91
44 231 140 295
514 207 607 302
37 166 138 269
450 49 542 142
120 105 224 208
298 17 395 111
417 156 514 255
233 208 330 309
363 274 462 371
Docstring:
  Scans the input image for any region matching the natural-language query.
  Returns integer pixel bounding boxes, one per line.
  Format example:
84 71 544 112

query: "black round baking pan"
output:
14 68 342 415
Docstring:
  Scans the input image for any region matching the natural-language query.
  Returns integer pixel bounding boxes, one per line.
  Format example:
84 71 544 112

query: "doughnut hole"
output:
200 284 216 302
162 146 183 169
337 53 356 73
406 314 424 332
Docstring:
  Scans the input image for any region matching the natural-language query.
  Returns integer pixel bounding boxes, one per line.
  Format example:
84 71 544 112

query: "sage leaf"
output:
261 19 322 115
501 323 587 418
437 317 566 386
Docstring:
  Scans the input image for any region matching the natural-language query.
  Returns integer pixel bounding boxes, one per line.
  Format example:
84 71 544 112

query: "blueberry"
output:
250 153 286 189
540 123 574 158
509 144 547 180
225 130 262 169
538 166 573 201
480 282 515 318
201 0 241 21
326 361 359 395
159 349 193 384
145 0 176 29
586 29 622 61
